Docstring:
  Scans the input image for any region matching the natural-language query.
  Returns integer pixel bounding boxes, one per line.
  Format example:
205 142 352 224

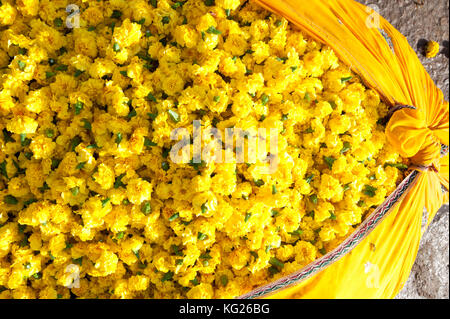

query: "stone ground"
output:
357 0 449 299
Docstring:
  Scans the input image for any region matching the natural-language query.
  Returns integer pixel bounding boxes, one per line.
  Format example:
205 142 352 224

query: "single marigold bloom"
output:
425 40 440 58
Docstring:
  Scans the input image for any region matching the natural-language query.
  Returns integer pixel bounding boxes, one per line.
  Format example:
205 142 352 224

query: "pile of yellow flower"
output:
0 0 406 299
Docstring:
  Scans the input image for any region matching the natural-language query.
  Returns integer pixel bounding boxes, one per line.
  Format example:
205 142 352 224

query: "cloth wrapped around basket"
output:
240 0 449 299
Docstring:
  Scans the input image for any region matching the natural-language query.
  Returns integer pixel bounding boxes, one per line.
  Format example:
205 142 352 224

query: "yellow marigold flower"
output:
0 1 17 26
425 40 440 58
16 0 39 17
